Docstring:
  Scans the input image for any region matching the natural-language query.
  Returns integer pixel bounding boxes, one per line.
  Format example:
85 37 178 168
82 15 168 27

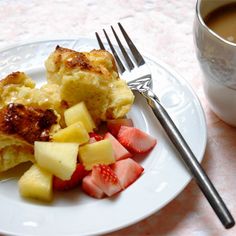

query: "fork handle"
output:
141 88 235 229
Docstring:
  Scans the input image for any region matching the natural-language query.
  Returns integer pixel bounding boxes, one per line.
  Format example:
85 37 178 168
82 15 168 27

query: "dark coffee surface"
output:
204 2 236 43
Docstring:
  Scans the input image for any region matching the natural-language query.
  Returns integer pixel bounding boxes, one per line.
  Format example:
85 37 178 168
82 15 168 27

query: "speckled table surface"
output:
0 0 236 235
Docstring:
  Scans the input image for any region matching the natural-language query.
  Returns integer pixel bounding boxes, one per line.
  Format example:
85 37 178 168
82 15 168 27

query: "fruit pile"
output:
18 101 157 201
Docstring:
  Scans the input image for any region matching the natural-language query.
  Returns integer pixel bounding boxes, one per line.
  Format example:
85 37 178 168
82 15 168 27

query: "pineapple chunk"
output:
78 139 115 170
34 141 79 180
52 121 89 144
64 102 96 132
18 164 53 202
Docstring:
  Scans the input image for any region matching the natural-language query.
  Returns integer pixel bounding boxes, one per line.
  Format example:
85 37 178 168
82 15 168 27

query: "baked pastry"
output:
0 103 58 172
45 46 134 124
0 71 62 114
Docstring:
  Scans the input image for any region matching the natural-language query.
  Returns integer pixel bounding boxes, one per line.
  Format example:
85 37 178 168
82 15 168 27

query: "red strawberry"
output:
117 126 157 154
90 164 122 197
107 118 133 137
104 132 132 161
111 158 144 189
88 137 97 144
89 132 103 141
53 163 89 191
82 174 105 199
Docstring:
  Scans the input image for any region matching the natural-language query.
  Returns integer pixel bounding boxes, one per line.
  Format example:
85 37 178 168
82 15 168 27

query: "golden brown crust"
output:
55 45 74 53
51 46 117 76
0 103 57 144
0 72 26 86
53 46 92 71
0 71 35 90
65 52 92 70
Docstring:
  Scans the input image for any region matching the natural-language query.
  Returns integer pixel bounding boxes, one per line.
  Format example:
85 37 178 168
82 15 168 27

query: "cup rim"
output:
196 0 236 47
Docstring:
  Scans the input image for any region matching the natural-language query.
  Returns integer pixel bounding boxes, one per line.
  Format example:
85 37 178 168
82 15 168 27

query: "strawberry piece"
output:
104 132 132 161
117 126 157 154
107 118 134 137
88 137 97 144
82 174 105 199
111 158 144 189
89 132 103 141
53 163 89 191
91 164 122 197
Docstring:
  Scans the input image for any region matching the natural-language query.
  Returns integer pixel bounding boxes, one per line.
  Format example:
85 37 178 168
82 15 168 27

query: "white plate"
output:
0 39 207 236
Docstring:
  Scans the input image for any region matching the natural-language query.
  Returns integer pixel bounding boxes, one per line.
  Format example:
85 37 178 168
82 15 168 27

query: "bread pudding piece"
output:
0 103 58 172
0 71 62 115
45 46 134 124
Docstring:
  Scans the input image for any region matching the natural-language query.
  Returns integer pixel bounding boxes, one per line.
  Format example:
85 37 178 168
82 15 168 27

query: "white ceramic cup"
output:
193 0 236 126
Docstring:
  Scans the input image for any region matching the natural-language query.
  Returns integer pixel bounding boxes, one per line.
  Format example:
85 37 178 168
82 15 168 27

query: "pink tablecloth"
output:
0 0 235 235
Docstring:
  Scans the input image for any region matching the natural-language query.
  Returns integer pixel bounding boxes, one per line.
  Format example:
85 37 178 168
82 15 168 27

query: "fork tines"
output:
95 22 145 74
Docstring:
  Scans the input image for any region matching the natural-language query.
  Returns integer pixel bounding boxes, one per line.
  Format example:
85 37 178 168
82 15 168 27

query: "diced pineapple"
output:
18 164 53 202
52 121 89 144
64 102 96 132
34 141 79 180
78 139 115 170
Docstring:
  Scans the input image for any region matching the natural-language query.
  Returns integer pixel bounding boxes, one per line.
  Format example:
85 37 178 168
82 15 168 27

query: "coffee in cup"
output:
204 2 236 44
193 0 236 126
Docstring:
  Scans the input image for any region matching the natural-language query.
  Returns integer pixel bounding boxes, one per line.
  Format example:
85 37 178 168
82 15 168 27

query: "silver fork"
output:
95 23 235 229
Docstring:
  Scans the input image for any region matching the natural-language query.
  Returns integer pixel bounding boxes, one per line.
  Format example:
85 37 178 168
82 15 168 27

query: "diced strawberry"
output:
88 137 97 144
82 174 105 199
53 163 89 191
91 164 122 197
111 158 144 189
117 126 157 154
104 132 132 161
107 118 134 137
89 132 104 141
